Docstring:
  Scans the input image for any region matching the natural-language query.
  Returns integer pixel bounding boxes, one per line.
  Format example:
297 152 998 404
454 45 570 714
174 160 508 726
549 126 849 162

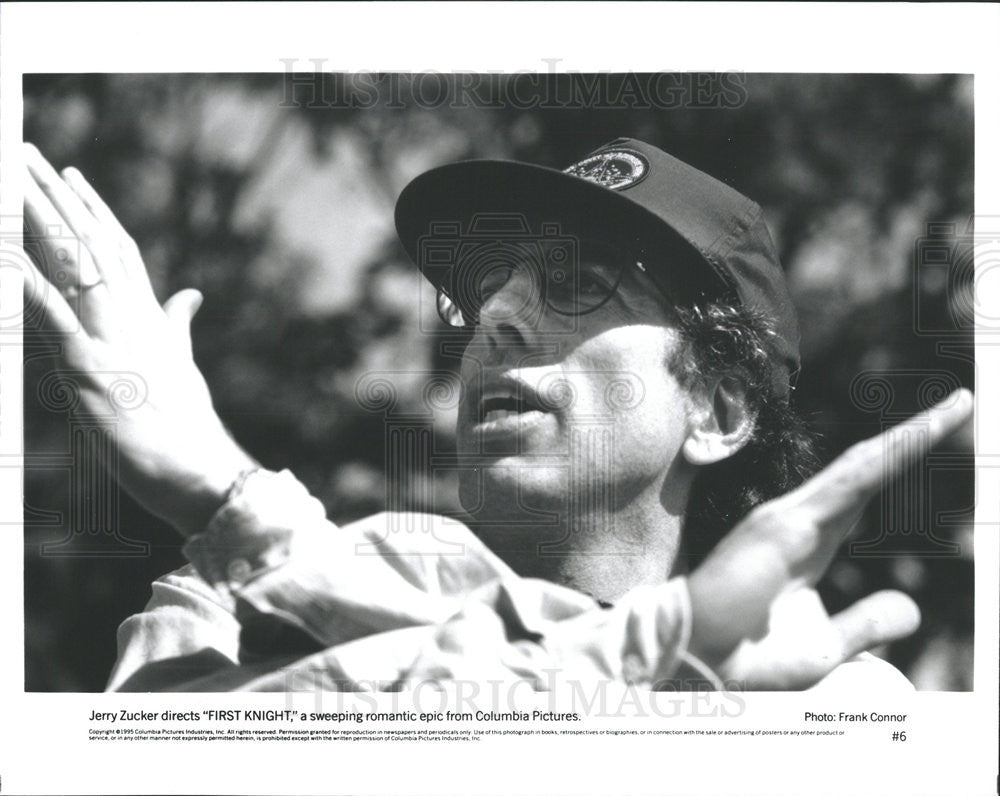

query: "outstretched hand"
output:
22 143 257 535
687 387 973 688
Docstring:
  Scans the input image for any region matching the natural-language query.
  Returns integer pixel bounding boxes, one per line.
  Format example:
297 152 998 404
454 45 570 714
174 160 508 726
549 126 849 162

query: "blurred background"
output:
23 73 974 691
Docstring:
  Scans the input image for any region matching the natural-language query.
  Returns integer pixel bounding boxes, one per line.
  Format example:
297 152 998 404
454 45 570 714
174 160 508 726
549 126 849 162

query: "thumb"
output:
832 590 921 660
163 288 204 335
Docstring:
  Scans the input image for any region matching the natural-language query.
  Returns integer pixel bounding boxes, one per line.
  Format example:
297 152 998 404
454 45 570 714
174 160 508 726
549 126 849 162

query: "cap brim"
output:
394 159 726 301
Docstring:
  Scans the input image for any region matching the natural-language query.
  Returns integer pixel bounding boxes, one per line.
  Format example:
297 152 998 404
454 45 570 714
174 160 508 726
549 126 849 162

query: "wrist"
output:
160 440 260 537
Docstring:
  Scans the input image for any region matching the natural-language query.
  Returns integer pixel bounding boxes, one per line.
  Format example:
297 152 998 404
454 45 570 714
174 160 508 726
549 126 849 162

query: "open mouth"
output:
479 393 543 423
470 380 551 431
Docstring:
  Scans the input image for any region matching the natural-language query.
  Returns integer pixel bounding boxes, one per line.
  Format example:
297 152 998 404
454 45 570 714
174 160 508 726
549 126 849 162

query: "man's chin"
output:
457 461 569 521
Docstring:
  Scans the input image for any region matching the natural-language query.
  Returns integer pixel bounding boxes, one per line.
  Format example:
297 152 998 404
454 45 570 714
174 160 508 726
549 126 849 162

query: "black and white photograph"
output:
20 70 977 693
2 4 998 796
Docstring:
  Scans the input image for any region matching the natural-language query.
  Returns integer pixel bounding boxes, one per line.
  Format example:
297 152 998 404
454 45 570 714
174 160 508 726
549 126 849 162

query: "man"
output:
21 138 972 692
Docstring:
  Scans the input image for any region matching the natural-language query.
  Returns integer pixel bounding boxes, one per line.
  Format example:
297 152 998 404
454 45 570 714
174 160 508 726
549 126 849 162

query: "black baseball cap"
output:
395 137 800 398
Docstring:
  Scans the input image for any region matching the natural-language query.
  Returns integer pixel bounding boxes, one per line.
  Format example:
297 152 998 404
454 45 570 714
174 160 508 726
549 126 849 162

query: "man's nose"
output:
476 263 545 334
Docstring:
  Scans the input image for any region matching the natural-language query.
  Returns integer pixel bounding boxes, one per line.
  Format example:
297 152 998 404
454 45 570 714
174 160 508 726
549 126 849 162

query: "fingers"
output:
23 168 104 286
879 388 973 477
831 590 921 660
61 165 151 289
163 289 203 324
23 142 170 340
19 245 80 333
163 289 204 347
24 145 104 275
25 143 133 287
60 165 132 243
795 388 974 516
52 153 157 298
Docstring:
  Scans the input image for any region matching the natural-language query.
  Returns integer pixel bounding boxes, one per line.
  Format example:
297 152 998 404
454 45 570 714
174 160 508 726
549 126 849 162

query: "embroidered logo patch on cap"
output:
563 149 649 191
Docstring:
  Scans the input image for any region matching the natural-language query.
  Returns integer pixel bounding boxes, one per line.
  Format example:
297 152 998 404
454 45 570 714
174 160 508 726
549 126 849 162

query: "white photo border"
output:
1 3 998 795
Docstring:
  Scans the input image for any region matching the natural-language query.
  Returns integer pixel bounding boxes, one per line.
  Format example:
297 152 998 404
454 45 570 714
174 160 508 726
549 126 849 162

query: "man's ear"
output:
682 375 757 466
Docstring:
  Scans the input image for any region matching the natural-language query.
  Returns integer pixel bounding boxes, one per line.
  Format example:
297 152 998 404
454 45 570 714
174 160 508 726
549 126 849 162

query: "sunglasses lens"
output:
435 239 630 326
436 288 469 327
545 240 625 315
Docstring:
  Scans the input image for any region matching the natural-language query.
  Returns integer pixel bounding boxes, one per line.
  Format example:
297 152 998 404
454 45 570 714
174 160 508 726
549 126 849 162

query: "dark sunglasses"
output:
435 238 647 328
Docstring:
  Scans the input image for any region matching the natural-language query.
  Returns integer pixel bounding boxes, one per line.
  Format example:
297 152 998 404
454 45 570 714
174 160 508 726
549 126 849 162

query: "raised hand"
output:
687 388 973 687
22 143 257 535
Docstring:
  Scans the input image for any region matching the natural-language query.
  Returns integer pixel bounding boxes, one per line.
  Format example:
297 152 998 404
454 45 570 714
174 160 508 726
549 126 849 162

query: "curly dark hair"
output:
669 300 821 569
